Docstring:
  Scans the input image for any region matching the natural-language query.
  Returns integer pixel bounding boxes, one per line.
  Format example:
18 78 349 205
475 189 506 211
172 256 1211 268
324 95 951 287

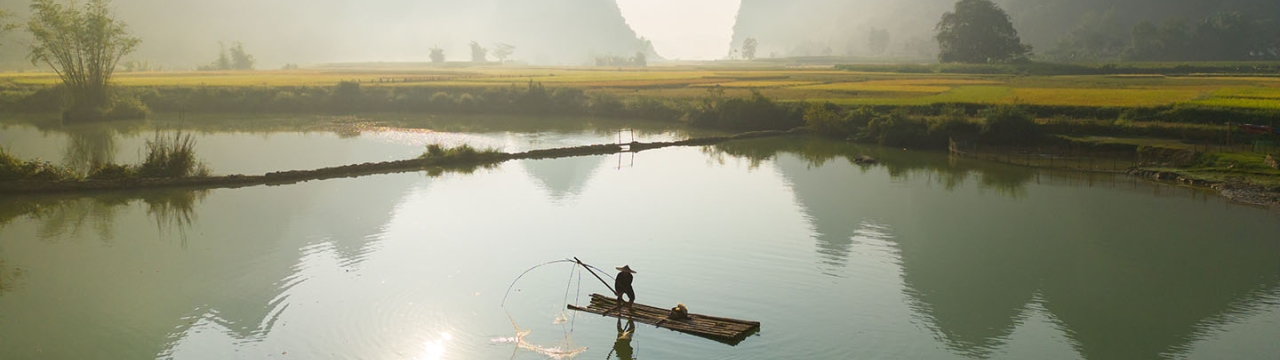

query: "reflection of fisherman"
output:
608 318 635 360
607 265 636 315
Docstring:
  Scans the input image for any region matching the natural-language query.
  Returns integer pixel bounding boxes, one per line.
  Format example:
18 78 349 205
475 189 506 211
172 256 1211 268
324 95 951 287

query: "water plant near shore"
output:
137 131 210 178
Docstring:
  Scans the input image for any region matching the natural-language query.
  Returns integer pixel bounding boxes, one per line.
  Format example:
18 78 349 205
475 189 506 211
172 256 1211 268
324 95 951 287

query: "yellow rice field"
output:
3 65 1280 109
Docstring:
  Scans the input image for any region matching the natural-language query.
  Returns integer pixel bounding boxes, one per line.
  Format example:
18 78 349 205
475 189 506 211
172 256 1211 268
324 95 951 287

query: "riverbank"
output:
1126 168 1280 207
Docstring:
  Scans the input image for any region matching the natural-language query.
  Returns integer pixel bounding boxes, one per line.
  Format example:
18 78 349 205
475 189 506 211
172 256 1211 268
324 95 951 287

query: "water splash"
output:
491 327 588 359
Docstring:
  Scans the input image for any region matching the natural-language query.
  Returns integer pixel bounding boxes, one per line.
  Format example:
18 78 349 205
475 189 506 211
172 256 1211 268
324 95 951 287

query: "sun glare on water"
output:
417 332 453 360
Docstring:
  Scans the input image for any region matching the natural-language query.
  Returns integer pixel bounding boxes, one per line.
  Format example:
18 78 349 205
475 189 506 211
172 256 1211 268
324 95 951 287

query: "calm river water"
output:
0 115 1277 360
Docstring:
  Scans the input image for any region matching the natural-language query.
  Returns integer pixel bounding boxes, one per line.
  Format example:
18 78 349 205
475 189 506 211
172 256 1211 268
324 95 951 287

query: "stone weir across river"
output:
0 130 798 195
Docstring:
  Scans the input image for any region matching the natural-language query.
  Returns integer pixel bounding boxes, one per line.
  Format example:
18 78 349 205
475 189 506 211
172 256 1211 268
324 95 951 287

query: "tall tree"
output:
0 7 16 48
469 41 487 62
229 41 255 70
429 46 445 63
27 0 141 120
215 42 231 70
935 0 1031 63
742 37 758 60
631 51 646 67
492 43 515 63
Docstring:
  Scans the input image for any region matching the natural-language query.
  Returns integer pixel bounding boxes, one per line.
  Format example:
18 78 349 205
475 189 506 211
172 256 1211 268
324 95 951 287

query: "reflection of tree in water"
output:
710 136 1035 197
0 190 207 246
60 125 125 175
0 258 21 297
711 136 1280 359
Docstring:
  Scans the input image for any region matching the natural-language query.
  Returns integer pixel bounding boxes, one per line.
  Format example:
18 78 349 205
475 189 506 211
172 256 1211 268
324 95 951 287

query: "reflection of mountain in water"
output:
715 136 1280 360
0 171 426 359
774 154 869 266
521 156 607 201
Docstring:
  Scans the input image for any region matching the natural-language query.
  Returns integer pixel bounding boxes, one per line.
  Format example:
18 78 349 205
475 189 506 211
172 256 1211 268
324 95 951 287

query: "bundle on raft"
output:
567 293 761 345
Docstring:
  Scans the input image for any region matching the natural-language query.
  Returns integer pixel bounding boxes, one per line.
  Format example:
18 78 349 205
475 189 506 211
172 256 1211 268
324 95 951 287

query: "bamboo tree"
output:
0 8 18 47
26 0 140 119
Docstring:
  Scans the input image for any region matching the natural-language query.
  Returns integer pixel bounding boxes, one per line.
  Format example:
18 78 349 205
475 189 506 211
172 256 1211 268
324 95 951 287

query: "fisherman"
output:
607 265 636 315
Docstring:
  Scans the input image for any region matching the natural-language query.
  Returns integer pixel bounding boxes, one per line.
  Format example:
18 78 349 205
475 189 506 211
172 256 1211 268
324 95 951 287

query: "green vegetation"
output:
421 144 501 161
806 103 1041 149
430 47 445 63
0 7 16 47
26 0 144 122
198 41 256 71
1 131 208 183
469 41 488 63
935 0 1031 64
492 43 515 63
136 131 209 178
741 38 758 60
685 90 804 131
594 53 648 67
0 148 77 182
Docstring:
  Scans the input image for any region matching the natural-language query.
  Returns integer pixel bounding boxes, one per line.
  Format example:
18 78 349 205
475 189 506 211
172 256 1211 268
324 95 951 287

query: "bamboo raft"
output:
567 293 761 345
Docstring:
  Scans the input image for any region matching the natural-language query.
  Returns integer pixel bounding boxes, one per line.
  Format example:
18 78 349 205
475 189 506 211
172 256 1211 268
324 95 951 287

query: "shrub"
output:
864 109 929 147
980 105 1040 146
929 105 981 140
0 149 77 182
421 144 502 163
686 90 804 131
804 102 850 137
137 132 208 178
88 163 136 180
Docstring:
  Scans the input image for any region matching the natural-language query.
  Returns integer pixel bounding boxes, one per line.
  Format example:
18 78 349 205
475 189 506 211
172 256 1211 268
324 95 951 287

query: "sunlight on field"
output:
689 80 821 88
1191 98 1280 110
796 82 952 94
4 66 1280 110
1009 87 1207 107
823 86 1015 105
1209 87 1280 99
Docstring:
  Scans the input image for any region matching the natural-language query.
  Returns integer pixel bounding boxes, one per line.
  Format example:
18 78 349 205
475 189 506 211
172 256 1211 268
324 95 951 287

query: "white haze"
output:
616 0 741 60
0 0 658 69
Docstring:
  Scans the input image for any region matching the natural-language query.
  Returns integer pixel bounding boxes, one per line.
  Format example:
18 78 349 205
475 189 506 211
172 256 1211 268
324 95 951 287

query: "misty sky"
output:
616 0 740 60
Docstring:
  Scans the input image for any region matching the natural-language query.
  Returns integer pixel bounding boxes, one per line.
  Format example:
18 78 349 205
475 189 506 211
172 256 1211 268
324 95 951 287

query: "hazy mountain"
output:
729 0 1279 60
729 0 954 59
0 0 654 68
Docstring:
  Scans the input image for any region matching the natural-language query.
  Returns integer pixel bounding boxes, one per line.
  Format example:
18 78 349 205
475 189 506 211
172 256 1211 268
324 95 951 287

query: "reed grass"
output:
137 131 210 178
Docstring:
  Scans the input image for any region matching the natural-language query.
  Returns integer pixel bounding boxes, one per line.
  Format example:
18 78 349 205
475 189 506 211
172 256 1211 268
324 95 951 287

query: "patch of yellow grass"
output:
689 80 821 88
1191 97 1280 110
822 86 1015 105
1210 86 1280 99
796 82 951 94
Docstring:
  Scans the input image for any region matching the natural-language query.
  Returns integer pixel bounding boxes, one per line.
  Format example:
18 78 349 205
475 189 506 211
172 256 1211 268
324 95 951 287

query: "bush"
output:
929 105 981 140
980 105 1040 146
0 149 77 182
804 102 850 137
864 109 930 147
88 163 136 180
104 94 151 120
421 144 502 162
686 90 804 131
137 132 209 178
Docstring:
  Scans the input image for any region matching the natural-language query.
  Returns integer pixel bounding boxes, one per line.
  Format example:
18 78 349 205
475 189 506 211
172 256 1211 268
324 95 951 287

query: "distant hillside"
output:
0 0 655 69
729 0 1279 61
729 0 953 60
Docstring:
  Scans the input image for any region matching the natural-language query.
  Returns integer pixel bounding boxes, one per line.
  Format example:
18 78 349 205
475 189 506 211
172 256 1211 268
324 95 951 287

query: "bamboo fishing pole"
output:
574 257 617 296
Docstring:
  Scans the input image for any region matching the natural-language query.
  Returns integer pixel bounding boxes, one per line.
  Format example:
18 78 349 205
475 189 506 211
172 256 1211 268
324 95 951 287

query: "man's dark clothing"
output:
615 271 635 302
